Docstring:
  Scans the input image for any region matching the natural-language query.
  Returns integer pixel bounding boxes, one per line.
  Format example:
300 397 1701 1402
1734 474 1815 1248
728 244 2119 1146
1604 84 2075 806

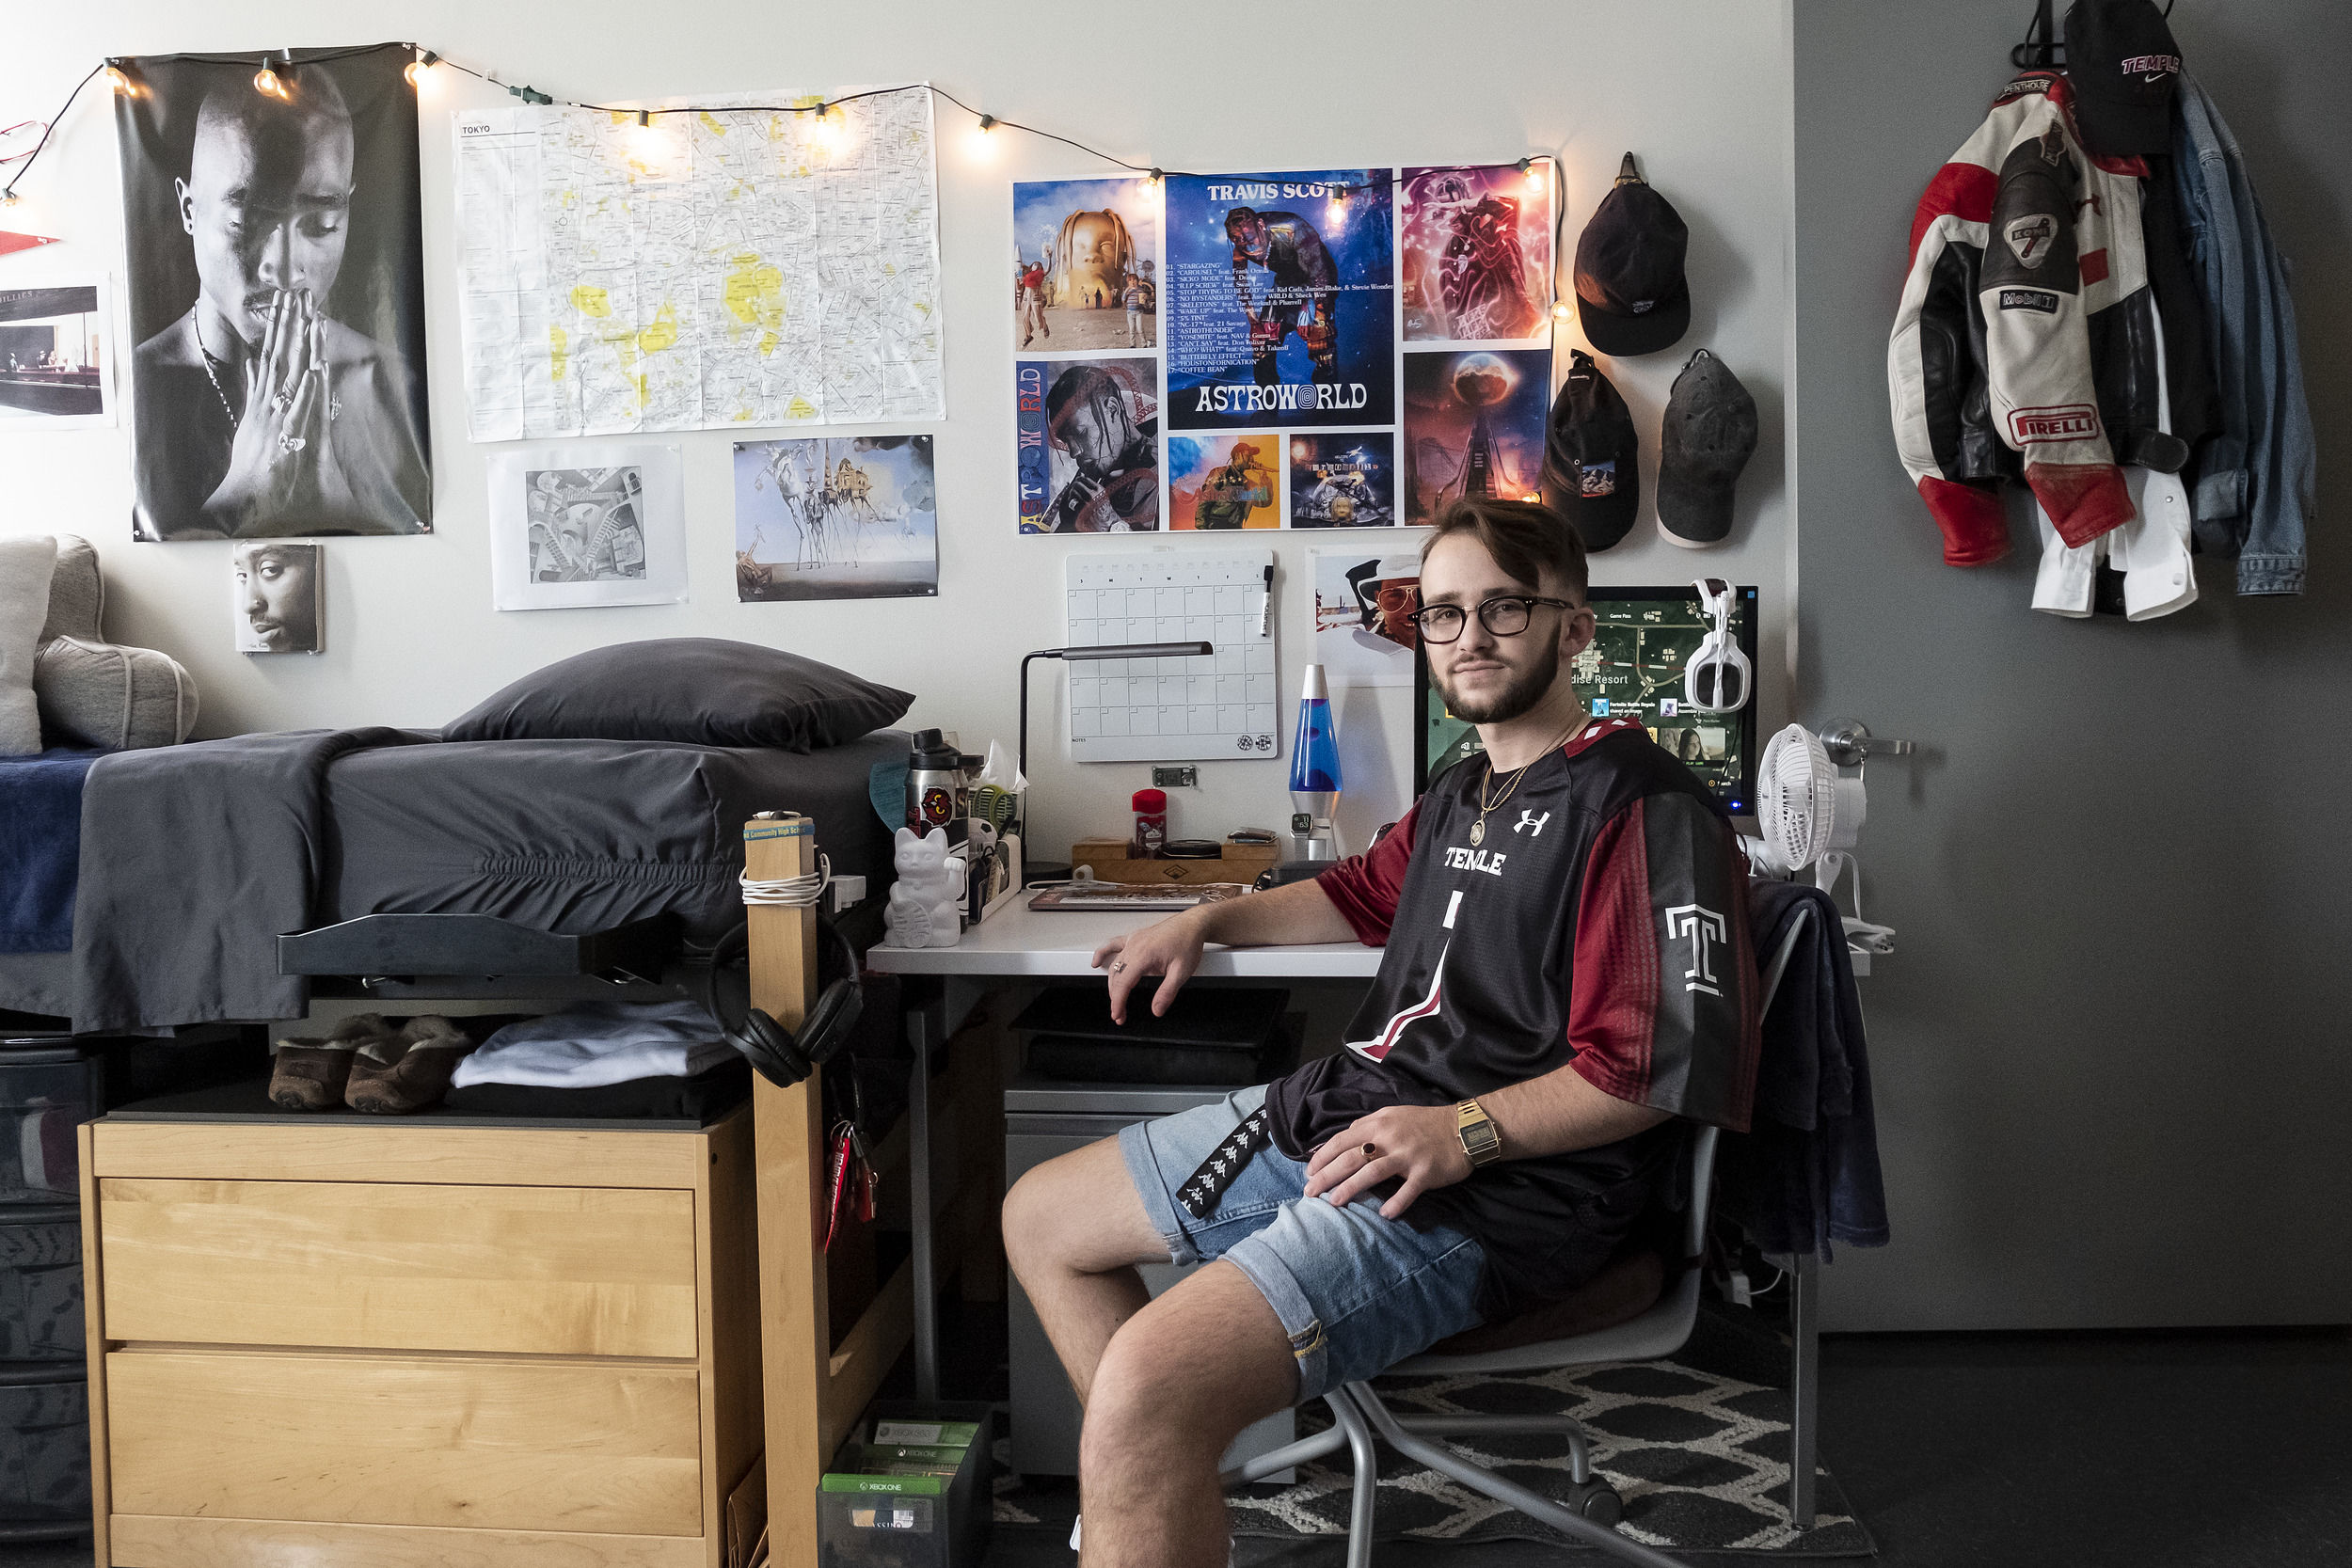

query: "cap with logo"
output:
1572 153 1691 357
1657 350 1757 548
1545 350 1640 551
2062 0 2182 157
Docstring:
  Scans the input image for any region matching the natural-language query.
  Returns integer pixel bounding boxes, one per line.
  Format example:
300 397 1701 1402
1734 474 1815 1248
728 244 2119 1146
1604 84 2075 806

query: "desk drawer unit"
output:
80 1113 761 1568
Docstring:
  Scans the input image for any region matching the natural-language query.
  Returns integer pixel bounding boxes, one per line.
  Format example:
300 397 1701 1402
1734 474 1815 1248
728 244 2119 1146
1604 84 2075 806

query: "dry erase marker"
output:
1259 563 1274 637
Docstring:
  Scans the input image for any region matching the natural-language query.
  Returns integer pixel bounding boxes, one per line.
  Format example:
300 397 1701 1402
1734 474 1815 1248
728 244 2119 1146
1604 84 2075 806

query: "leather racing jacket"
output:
1888 71 2180 566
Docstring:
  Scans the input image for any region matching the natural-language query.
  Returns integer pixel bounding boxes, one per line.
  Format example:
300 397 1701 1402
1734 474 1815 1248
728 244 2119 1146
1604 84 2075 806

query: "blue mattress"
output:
0 749 103 955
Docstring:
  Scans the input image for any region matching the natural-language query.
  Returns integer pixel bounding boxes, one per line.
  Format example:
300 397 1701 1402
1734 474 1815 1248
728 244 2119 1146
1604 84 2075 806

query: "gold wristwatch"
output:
1455 1099 1503 1167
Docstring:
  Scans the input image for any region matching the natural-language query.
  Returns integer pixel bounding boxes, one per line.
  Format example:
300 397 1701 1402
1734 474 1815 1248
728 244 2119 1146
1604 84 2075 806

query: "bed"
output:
0 638 917 1034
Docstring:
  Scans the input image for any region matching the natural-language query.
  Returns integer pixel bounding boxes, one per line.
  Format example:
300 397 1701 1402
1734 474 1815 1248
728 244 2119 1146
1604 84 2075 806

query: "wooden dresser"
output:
76 1109 762 1568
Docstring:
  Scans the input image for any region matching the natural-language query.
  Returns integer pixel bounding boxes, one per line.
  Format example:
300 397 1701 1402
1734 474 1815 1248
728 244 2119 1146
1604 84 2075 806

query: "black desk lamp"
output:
1018 641 1216 840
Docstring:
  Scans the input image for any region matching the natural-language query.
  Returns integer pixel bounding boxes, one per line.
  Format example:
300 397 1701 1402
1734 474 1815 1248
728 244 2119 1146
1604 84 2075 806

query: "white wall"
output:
4 1 1793 859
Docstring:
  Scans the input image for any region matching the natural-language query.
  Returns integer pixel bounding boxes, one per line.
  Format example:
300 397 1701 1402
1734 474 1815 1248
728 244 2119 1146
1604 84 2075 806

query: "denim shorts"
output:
1118 1084 1487 1403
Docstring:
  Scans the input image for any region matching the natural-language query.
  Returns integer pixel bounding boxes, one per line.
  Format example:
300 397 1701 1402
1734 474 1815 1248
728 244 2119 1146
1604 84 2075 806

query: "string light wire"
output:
3 44 1566 309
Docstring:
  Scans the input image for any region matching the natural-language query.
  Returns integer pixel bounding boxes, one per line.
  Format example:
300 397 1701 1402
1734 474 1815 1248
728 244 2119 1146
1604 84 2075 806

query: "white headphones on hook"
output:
1685 578 1752 714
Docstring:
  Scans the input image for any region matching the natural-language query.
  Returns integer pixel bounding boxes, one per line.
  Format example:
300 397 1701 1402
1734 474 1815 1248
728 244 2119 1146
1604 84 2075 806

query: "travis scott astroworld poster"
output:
1164 168 1394 431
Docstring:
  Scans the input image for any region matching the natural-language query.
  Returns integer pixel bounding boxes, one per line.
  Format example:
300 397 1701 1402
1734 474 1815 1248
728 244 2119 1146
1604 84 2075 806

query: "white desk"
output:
866 897 1381 980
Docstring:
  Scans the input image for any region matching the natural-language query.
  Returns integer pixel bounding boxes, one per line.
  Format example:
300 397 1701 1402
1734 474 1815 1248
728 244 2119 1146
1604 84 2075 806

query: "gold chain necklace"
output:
1470 712 1588 847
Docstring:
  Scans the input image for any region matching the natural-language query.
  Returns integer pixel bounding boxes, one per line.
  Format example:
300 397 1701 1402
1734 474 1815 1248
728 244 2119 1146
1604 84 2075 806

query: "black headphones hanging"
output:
699 914 866 1088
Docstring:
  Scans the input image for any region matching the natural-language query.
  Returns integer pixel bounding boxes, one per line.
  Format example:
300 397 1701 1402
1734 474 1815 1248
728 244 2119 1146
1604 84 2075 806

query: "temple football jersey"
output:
1265 716 1760 1317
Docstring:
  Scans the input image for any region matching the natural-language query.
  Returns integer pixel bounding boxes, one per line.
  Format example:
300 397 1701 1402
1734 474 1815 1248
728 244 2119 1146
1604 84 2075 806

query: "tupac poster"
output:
114 46 431 540
1164 168 1394 432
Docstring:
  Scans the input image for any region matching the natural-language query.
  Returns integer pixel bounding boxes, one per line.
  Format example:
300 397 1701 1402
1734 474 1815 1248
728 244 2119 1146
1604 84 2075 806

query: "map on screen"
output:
1417 585 1759 815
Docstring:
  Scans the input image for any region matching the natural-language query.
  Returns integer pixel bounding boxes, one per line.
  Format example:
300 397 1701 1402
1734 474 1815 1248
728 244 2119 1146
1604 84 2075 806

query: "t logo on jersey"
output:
1664 904 1728 997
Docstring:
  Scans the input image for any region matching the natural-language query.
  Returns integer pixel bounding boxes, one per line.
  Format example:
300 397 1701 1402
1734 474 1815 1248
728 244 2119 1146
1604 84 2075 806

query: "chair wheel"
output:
1564 1481 1623 1528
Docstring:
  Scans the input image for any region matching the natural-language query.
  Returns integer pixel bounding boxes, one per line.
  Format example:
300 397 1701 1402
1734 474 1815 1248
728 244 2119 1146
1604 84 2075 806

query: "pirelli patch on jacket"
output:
1998 288 2060 314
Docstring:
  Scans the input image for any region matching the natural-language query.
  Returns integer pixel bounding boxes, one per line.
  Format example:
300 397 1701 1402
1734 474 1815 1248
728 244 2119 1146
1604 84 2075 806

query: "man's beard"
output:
1434 637 1561 724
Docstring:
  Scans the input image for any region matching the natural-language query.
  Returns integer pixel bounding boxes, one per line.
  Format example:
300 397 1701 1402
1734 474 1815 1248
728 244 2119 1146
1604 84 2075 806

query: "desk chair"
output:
1220 907 1813 1568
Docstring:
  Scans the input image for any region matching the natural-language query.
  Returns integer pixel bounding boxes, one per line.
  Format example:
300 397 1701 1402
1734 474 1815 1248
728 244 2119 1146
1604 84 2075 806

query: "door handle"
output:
1818 718 1915 768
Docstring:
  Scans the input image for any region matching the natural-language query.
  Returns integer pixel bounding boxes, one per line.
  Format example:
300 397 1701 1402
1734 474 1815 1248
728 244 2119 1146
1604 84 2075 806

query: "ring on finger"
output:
270 390 294 412
1360 1142 1377 1159
1111 960 1126 972
278 434 307 453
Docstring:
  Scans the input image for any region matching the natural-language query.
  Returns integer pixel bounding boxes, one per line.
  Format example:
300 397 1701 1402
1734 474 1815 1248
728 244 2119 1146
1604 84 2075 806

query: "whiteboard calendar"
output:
1064 551 1279 763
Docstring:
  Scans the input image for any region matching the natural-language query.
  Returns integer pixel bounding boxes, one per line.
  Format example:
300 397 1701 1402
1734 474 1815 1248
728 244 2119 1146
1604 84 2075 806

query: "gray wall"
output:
1793 0 2352 1330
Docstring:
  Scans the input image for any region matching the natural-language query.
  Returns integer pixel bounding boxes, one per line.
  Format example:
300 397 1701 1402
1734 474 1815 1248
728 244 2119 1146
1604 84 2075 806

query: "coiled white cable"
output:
740 853 832 908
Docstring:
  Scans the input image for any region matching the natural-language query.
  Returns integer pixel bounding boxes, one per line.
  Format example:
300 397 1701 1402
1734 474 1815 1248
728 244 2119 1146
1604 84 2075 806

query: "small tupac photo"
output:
232 541 323 654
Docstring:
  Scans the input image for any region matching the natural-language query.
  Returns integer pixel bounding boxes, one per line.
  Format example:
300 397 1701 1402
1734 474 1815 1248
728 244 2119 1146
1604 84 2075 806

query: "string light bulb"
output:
636 109 652 128
1146 167 1164 187
253 55 286 99
103 61 133 95
404 50 437 88
977 114 996 134
1551 300 1574 320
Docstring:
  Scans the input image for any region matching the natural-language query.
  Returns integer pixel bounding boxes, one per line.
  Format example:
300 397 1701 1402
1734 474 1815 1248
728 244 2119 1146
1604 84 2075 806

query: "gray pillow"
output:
41 534 104 645
35 636 199 752
444 638 913 752
0 535 56 756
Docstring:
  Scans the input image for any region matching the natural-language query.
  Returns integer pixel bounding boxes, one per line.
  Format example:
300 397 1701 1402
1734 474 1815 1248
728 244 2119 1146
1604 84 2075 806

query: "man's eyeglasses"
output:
1405 594 1581 644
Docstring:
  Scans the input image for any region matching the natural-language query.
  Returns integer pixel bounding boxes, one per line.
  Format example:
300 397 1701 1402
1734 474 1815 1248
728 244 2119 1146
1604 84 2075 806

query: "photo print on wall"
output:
732 434 939 601
0 279 115 429
1402 347 1551 523
231 540 322 654
486 443 687 610
1017 356 1161 533
1288 433 1397 528
1310 546 1421 689
1399 164 1556 344
115 46 431 540
1168 434 1279 530
1013 177 1160 354
1164 167 1395 432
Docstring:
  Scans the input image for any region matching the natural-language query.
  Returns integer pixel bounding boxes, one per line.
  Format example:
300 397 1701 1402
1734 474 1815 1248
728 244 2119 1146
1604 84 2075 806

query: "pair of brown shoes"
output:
269 1014 475 1114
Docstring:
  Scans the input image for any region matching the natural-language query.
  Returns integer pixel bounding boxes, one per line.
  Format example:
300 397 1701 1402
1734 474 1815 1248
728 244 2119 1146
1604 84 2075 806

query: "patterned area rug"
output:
993 1359 1874 1556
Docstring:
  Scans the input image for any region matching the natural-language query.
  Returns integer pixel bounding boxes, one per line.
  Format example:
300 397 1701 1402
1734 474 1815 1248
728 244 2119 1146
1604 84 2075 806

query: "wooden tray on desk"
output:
1071 838 1279 887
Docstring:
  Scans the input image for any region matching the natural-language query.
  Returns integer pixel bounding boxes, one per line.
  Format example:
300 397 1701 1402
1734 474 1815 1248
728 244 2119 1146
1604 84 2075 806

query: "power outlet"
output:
1152 766 1199 789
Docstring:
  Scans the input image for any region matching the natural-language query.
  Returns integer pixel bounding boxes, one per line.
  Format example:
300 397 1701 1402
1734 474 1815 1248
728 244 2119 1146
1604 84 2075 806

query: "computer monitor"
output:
1414 584 1760 816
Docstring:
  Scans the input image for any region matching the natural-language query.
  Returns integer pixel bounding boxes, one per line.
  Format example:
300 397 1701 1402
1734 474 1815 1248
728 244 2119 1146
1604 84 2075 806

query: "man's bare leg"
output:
1078 1260 1297 1568
1003 1135 1168 1402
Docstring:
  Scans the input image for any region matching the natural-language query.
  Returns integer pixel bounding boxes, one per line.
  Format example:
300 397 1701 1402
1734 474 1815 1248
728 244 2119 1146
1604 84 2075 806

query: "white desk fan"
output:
1749 721 1886 914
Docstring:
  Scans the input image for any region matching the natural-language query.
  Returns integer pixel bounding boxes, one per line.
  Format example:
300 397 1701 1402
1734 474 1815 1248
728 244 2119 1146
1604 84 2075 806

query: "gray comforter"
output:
61 727 900 1034
71 729 426 1032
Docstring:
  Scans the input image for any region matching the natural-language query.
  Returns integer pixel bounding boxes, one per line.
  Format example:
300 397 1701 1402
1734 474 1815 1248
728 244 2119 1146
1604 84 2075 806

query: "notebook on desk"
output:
1025 882 1251 912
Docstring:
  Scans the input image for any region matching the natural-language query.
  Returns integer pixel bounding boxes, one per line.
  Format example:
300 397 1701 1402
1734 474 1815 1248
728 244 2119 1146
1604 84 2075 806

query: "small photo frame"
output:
0 275 116 432
232 540 324 654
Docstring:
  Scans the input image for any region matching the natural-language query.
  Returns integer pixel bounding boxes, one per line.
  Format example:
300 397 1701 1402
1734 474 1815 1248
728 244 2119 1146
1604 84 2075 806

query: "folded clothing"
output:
453 999 736 1090
442 1057 752 1121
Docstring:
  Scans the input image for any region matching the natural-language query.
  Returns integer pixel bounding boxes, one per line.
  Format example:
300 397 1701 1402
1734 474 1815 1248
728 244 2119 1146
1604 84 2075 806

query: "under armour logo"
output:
1664 904 1728 997
1514 809 1549 838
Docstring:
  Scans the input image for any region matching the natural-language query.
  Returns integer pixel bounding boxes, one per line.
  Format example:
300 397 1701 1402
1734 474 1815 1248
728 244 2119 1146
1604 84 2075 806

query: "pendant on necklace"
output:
1470 817 1486 847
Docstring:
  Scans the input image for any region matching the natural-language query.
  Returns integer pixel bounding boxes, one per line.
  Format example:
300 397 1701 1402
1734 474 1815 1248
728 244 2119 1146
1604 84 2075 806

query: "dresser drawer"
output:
99 1178 699 1357
106 1349 704 1536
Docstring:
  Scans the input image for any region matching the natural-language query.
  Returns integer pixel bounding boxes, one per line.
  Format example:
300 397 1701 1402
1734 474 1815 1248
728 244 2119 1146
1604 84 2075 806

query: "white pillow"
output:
34 636 199 752
0 534 57 755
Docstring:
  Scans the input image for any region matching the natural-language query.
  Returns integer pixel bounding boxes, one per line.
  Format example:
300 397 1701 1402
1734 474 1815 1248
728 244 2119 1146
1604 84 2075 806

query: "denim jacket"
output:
2172 71 2315 595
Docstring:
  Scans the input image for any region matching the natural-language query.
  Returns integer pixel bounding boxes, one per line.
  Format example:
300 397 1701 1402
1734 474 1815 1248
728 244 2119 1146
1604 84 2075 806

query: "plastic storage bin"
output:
818 1402 993 1568
0 1206 80 1363
0 1367 89 1535
0 1048 99 1207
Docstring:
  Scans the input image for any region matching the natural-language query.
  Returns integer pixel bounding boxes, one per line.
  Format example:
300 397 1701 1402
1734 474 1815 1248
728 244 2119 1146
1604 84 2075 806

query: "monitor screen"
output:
1414 584 1760 816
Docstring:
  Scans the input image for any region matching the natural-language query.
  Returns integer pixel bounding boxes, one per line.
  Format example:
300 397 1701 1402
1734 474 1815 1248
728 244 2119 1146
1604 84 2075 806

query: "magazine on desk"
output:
1026 882 1251 912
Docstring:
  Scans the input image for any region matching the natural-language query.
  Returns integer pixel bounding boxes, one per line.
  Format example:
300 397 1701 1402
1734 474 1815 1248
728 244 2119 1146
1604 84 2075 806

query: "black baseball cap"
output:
1545 350 1640 551
1658 350 1757 548
2063 0 2182 157
1572 153 1690 357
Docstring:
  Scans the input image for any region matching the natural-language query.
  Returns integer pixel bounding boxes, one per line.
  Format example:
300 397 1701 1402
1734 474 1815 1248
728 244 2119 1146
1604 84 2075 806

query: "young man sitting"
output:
1002 497 1761 1567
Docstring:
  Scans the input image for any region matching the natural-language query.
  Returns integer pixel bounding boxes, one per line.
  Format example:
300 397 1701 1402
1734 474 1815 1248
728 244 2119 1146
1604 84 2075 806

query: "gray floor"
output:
16 1325 2345 1567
